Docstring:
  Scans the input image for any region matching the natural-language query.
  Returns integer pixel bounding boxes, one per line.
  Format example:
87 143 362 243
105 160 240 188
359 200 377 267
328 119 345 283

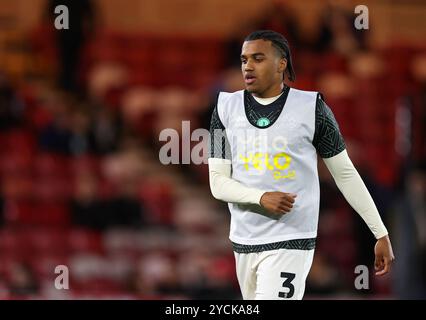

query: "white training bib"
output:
217 88 320 245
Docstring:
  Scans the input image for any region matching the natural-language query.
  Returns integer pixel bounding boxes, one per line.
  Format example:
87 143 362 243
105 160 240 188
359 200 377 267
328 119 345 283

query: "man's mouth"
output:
244 75 256 85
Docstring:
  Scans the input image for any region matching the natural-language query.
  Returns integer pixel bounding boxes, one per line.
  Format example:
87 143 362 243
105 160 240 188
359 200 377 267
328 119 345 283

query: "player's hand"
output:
374 235 395 276
260 192 297 215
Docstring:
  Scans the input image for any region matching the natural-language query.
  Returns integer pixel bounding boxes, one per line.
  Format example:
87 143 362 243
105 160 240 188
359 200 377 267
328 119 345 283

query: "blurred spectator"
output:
0 279 8 299
306 253 345 296
69 108 92 155
250 1 366 54
71 170 147 231
88 63 128 104
0 71 25 130
70 171 104 230
128 252 183 298
89 106 123 155
177 249 239 299
46 0 97 93
102 135 149 189
69 102 124 156
250 1 300 49
38 92 73 154
8 262 39 298
411 54 426 163
97 136 154 230
393 164 426 299
320 2 367 55
103 196 146 230
38 96 115 156
38 118 72 154
0 192 4 227
201 255 240 299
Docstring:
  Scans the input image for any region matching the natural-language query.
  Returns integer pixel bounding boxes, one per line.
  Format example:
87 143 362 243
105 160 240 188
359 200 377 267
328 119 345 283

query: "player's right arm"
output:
208 103 295 215
209 158 296 214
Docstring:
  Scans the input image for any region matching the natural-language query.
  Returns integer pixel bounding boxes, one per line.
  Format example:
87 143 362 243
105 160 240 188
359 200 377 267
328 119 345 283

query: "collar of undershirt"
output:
252 91 284 105
243 86 290 129
247 85 289 107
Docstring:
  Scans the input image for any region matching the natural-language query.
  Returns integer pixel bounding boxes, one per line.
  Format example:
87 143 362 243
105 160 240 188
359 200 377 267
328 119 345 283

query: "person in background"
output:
46 0 97 93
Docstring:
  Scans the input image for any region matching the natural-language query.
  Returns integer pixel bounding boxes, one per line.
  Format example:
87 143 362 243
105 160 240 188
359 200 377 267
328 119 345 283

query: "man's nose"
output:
244 60 254 71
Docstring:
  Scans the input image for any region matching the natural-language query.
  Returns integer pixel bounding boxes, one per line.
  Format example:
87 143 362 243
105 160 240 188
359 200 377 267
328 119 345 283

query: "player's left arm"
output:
313 94 395 276
323 151 395 276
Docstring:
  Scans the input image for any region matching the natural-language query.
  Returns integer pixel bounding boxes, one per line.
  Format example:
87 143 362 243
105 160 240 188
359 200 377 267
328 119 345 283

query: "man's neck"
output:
252 82 284 99
252 91 284 105
251 83 286 105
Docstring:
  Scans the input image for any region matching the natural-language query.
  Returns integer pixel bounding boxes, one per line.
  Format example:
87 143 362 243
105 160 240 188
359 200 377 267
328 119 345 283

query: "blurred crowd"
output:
0 0 425 299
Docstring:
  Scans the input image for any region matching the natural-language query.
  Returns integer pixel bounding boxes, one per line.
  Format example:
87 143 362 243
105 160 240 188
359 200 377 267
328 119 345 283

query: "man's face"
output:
240 39 286 97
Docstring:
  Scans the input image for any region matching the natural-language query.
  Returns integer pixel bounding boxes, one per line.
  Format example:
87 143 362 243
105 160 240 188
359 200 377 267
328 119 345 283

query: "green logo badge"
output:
256 117 270 127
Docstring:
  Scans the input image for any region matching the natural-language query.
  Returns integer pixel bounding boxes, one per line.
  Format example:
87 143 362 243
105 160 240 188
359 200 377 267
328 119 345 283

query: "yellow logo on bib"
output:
239 152 296 180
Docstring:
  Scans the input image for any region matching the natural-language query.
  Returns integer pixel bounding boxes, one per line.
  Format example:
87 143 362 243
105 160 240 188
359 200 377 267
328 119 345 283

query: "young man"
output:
208 30 395 300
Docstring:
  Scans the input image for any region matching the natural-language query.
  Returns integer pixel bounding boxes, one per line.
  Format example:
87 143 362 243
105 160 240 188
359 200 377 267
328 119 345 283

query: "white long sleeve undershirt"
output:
208 158 265 205
208 150 388 239
322 150 388 239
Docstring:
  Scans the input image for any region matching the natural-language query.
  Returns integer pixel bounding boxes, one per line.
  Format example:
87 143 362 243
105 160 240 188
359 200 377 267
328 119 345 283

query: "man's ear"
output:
279 58 287 74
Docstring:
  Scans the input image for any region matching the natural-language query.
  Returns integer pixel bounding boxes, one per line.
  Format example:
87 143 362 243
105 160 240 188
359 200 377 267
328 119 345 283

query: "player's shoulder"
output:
216 89 245 104
215 90 244 124
288 87 320 101
287 87 323 111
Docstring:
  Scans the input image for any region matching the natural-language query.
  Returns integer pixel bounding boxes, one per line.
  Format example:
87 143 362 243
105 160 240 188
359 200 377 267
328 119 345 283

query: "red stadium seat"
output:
1 174 33 200
4 200 70 227
0 130 35 156
68 229 104 254
138 181 175 225
0 228 21 255
22 228 69 255
34 153 71 178
30 254 69 280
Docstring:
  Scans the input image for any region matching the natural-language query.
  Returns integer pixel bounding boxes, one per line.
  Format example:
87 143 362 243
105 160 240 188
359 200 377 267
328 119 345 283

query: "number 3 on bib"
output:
278 272 296 299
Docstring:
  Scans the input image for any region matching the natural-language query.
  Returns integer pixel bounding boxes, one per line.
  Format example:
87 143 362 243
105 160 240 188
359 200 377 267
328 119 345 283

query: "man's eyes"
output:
241 58 264 63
